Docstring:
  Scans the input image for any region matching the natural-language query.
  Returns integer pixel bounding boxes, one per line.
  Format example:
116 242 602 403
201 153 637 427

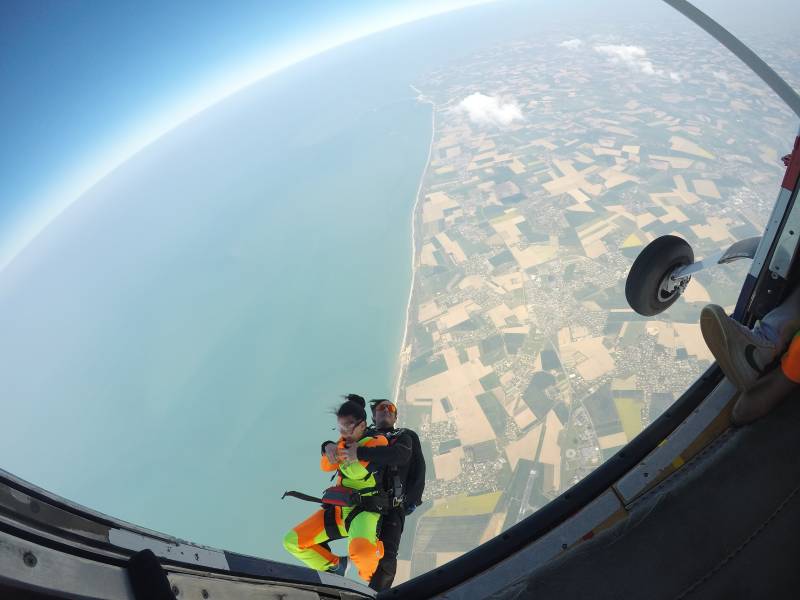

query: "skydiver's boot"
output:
327 555 349 577
701 304 779 391
732 332 800 425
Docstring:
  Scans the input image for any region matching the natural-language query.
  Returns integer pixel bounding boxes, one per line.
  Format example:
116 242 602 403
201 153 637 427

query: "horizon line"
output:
0 0 499 273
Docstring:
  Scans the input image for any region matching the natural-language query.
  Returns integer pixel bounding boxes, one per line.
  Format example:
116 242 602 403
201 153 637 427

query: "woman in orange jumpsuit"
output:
283 395 387 581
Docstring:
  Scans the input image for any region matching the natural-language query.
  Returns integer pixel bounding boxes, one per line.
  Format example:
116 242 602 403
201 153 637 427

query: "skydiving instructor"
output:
322 397 426 591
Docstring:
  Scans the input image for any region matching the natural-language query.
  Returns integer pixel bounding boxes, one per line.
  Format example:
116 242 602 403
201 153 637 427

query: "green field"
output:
614 397 645 440
425 491 503 517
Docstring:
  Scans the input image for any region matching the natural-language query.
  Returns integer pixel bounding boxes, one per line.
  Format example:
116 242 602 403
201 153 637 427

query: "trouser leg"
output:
283 508 344 571
369 508 405 591
757 284 800 348
345 509 384 582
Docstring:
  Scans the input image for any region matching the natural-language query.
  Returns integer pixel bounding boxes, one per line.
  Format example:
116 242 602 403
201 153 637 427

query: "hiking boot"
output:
327 555 348 577
700 304 778 391
731 366 797 425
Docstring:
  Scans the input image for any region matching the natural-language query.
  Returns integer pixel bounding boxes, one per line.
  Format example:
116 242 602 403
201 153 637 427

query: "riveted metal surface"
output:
614 379 736 504
750 187 794 278
0 468 365 593
317 570 376 597
0 468 174 542
0 529 134 599
0 482 110 544
167 572 323 599
108 528 229 571
768 191 800 277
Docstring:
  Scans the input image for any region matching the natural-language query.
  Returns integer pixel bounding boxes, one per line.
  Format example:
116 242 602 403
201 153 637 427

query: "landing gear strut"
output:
625 235 761 316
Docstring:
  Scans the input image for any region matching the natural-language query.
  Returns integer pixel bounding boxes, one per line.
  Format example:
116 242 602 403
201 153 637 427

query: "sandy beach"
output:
393 86 436 404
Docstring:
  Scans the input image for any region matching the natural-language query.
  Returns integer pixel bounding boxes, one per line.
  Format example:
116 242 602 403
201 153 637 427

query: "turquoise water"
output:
0 0 562 567
0 42 432 562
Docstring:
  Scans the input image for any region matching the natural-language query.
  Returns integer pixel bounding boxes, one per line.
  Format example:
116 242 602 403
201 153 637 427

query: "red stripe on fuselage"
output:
782 136 800 191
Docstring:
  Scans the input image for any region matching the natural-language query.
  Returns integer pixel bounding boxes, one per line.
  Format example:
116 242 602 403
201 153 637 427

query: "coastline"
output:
393 85 436 405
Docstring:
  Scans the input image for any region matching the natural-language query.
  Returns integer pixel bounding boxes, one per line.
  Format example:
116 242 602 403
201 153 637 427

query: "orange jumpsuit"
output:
283 435 387 581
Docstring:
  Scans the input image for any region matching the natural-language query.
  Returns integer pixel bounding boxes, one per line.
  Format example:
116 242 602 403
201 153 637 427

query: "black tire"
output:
625 235 694 316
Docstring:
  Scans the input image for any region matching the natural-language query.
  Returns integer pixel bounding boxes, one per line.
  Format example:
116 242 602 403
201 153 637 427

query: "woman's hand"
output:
323 442 339 464
336 443 359 464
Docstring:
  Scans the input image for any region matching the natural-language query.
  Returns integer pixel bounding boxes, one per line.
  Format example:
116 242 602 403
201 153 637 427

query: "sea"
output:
0 15 439 563
0 0 605 567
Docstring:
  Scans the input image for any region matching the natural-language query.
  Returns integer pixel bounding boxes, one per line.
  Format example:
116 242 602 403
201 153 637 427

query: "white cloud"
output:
559 39 583 50
594 44 659 76
712 70 731 82
670 71 682 83
458 93 524 127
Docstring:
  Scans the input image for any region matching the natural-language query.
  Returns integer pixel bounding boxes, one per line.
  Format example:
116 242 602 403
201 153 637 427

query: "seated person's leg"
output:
756 284 800 350
732 332 800 425
701 304 779 390
346 510 384 582
284 508 342 572
700 285 800 391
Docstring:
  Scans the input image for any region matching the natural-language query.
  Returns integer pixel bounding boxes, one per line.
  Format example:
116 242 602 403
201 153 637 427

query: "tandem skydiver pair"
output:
282 394 425 590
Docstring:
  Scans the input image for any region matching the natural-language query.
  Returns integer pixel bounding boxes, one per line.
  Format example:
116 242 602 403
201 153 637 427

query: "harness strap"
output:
283 487 380 507
344 506 363 532
323 506 343 541
342 507 385 538
282 490 323 504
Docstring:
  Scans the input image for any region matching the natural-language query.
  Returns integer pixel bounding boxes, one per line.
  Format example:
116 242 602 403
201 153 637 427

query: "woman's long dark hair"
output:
336 393 367 423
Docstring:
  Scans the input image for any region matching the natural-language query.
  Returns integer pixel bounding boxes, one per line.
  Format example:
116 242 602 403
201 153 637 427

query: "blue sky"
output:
2 0 798 271
0 0 492 269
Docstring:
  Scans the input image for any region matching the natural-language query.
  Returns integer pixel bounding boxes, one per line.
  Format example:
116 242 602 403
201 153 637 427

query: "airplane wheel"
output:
625 235 694 316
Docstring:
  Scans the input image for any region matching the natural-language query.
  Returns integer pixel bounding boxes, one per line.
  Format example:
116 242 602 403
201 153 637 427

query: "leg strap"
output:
323 506 343 541
344 506 364 532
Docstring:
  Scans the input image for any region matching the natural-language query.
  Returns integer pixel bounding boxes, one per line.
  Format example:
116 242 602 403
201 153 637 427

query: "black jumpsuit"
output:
356 426 426 591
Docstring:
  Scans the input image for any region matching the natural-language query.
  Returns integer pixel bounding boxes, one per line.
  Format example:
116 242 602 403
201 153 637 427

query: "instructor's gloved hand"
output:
323 442 338 465
337 443 359 463
404 503 417 516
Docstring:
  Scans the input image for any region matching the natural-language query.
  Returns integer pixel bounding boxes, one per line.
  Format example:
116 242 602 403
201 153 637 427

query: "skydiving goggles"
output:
336 418 364 433
370 400 397 414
